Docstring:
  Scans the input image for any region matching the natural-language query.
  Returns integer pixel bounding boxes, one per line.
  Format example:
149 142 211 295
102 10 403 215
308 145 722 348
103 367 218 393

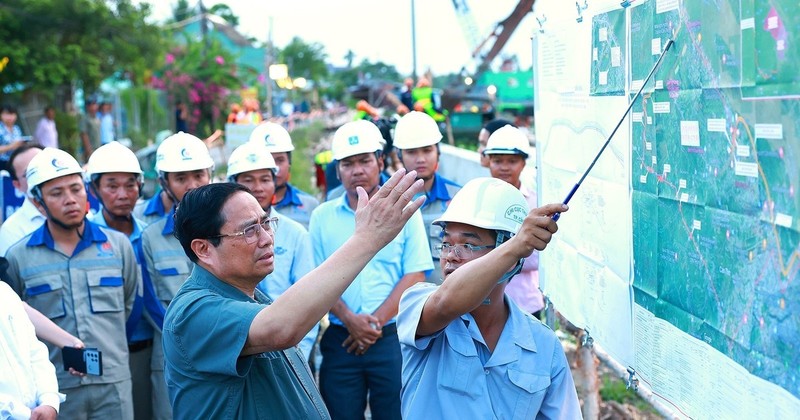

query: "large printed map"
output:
629 0 799 398
534 0 800 416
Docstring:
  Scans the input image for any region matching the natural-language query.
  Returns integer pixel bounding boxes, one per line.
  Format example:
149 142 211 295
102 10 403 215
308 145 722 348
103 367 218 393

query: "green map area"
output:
629 0 800 397
591 9 626 95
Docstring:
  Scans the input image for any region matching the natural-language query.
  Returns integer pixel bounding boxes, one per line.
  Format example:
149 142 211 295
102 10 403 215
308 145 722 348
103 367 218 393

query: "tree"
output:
277 37 329 82
171 0 194 23
0 0 164 96
151 36 241 136
209 4 239 27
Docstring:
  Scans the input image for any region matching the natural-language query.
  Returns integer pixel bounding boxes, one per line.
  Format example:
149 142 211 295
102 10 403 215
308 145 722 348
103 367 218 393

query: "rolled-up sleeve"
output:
398 283 444 350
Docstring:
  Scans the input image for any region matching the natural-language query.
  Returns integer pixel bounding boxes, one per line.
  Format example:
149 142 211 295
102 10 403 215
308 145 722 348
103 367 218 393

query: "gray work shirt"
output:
4 220 138 388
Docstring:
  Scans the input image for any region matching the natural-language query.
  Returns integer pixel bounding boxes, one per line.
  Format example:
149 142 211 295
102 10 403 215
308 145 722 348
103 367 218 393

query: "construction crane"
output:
456 0 536 83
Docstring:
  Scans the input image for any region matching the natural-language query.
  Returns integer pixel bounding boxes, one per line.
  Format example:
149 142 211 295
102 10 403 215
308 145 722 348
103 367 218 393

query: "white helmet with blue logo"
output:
155 131 215 174
331 120 384 161
248 122 295 153
226 141 279 181
26 147 84 195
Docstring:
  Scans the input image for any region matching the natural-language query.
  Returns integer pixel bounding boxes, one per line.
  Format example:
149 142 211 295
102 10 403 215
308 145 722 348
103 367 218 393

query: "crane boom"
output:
470 0 536 82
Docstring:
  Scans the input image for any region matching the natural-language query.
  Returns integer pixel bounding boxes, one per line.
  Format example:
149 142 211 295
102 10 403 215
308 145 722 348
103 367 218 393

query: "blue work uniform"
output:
274 183 319 230
133 192 169 227
398 284 582 419
309 193 433 419
4 219 139 419
140 208 192 420
163 264 330 419
90 211 161 420
257 208 318 360
417 173 460 284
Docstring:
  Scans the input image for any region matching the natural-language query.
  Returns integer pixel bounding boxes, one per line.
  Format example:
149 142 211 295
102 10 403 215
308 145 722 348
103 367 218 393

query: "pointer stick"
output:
552 38 674 221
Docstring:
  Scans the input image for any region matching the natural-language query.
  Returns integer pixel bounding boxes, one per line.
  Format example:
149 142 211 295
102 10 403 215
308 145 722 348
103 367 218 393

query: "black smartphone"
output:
62 346 103 376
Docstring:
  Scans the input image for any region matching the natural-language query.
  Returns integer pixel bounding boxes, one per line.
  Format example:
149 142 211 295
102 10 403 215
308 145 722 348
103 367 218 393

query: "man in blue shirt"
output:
249 122 319 229
394 111 461 284
397 177 581 419
163 168 425 419
226 141 317 360
309 120 434 420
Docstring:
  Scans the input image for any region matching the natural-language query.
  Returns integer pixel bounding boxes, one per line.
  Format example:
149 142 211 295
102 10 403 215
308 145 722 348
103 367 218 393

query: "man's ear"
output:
11 179 21 193
191 238 213 263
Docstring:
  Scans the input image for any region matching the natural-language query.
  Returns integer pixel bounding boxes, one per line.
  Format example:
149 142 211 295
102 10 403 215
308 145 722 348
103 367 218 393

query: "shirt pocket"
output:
507 368 551 418
153 259 191 303
439 331 482 398
25 274 67 319
86 269 125 313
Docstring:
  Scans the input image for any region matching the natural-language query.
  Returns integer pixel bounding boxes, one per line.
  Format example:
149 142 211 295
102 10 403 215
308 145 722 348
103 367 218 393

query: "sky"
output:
142 0 539 77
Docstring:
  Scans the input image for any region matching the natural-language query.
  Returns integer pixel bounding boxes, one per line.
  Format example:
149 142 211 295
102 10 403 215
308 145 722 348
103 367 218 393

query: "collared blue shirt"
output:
163 264 330 420
398 284 582 420
274 183 319 230
91 212 158 342
256 208 317 359
309 194 433 326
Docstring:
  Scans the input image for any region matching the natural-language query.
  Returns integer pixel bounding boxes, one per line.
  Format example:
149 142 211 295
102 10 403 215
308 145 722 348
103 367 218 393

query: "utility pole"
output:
264 16 274 117
411 0 418 80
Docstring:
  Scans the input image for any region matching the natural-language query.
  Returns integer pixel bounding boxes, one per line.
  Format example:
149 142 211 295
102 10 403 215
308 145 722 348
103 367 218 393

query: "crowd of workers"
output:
0 93 581 419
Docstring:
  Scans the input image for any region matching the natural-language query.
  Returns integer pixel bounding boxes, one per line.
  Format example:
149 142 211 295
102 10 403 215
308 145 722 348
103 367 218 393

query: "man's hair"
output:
1 104 18 114
8 143 44 181
174 183 250 262
483 119 516 135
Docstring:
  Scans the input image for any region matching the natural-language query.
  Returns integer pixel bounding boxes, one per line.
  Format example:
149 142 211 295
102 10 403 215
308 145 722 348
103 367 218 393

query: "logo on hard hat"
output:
264 134 275 146
246 153 258 163
504 204 527 225
180 147 192 160
348 135 359 145
51 158 69 172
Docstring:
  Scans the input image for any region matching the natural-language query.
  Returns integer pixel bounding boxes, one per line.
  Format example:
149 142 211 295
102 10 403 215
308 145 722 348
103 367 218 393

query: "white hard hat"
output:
393 111 442 149
248 122 295 152
331 120 384 161
155 132 214 174
483 125 531 158
26 147 84 195
86 141 143 180
433 177 529 235
227 141 279 180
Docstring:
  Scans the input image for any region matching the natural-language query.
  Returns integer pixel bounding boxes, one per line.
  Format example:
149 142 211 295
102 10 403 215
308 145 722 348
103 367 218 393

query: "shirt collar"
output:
519 183 533 199
193 264 268 304
276 183 304 207
91 211 144 242
162 207 176 235
423 173 456 202
144 192 167 217
27 218 108 255
458 296 539 367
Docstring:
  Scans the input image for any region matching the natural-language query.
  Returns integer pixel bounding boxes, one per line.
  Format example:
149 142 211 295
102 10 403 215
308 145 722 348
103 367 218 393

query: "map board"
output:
534 0 800 417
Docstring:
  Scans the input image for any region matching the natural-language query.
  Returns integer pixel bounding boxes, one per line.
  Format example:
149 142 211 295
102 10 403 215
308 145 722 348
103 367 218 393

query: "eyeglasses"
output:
434 243 495 260
209 217 279 244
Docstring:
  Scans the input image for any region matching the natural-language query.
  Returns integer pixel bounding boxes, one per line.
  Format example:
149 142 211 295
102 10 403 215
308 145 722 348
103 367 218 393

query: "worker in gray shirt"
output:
140 132 214 420
4 147 138 419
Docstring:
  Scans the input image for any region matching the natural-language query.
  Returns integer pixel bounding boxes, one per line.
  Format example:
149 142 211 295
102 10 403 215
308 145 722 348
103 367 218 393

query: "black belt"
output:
128 339 153 352
330 322 397 337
